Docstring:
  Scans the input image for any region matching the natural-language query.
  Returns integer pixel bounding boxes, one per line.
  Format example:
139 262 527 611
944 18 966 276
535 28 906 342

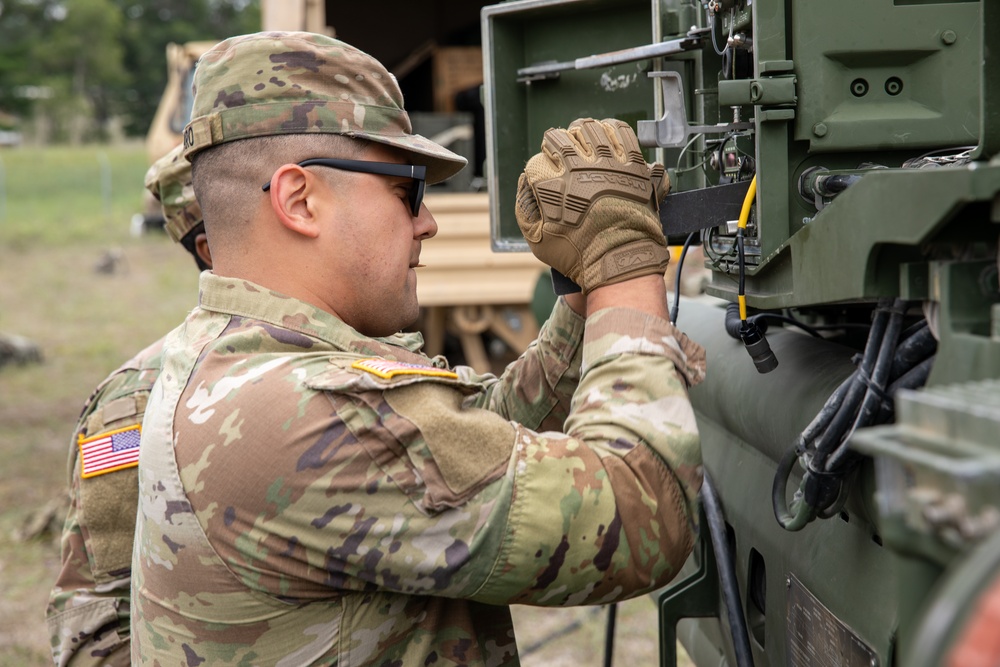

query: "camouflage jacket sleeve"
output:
466 296 586 432
47 341 162 666
473 306 704 605
177 306 703 611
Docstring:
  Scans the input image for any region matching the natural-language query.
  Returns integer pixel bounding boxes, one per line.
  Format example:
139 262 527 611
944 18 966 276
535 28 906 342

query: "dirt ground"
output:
0 238 694 666
0 238 201 665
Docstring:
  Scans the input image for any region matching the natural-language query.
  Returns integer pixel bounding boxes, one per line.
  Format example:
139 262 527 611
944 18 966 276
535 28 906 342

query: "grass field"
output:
0 143 691 666
0 142 201 664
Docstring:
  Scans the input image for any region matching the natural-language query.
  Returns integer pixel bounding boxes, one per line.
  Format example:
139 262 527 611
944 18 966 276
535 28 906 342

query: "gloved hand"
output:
515 118 670 294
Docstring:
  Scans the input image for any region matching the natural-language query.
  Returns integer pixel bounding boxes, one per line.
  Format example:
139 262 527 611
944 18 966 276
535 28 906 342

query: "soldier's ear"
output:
194 232 212 268
267 164 322 239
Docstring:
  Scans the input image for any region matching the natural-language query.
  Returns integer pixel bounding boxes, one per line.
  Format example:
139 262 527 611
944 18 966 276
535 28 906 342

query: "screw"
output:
941 30 957 45
812 122 828 137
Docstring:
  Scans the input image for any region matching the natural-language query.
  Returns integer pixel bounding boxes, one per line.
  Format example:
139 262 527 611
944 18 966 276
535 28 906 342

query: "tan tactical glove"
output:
515 118 671 293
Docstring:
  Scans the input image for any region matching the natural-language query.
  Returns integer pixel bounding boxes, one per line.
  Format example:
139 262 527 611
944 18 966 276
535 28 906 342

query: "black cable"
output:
826 299 907 471
776 304 929 530
798 377 852 449
899 318 929 341
725 302 743 339
704 225 739 272
727 308 869 340
604 603 617 667
800 322 872 332
748 313 823 339
889 353 935 395
815 475 852 519
888 323 936 382
876 355 936 423
670 232 698 326
773 443 811 530
702 471 755 667
778 302 890 522
809 303 890 464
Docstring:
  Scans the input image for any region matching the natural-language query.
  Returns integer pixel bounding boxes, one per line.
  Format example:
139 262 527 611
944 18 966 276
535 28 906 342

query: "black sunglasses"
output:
262 158 427 216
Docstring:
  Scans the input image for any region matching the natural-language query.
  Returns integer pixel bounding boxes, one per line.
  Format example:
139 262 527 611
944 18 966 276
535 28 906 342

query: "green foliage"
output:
0 143 149 246
0 1 51 118
0 0 261 141
114 0 262 137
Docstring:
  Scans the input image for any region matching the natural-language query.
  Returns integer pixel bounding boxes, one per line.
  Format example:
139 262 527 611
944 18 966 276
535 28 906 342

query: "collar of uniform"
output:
197 272 425 353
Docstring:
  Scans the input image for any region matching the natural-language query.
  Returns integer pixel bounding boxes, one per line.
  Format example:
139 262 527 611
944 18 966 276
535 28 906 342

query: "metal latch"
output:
637 71 753 148
718 75 797 107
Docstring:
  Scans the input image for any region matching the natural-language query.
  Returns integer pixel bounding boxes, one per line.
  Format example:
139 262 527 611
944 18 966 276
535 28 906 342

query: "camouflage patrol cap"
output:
145 144 203 243
182 31 467 184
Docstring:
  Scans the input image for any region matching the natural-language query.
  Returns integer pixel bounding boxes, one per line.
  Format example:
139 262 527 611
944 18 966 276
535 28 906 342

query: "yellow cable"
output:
738 174 757 230
737 175 757 322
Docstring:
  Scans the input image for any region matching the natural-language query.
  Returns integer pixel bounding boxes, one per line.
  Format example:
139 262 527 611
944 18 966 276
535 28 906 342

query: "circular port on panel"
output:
885 77 903 96
851 78 869 97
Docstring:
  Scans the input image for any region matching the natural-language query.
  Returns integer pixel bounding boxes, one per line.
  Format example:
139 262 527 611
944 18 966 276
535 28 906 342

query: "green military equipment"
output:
485 0 1000 664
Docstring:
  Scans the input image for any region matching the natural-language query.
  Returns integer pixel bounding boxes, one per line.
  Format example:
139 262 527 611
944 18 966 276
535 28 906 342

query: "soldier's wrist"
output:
586 274 669 321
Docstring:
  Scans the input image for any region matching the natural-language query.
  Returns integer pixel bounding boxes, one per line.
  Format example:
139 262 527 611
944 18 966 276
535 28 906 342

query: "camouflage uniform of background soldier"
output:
132 31 706 666
46 144 209 666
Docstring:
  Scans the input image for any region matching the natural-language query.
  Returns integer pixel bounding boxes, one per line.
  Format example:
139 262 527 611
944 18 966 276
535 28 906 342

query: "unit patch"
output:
352 358 458 380
79 424 141 478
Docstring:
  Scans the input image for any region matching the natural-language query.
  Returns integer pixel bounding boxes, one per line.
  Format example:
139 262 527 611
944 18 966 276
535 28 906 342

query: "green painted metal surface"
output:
482 0 661 251
482 0 1000 664
677 299 898 667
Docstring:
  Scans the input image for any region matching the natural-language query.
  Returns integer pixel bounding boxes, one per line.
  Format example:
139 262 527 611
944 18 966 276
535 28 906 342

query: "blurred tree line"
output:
0 0 260 143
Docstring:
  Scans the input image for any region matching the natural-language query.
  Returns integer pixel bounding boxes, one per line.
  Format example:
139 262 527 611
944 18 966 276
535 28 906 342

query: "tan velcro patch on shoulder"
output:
385 382 515 496
79 465 139 578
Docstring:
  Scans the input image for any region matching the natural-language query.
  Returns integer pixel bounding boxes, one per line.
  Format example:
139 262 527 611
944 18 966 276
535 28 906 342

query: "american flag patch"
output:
78 424 142 478
352 358 458 380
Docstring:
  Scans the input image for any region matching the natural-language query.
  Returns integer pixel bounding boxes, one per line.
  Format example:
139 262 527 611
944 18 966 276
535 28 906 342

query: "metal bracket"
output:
658 511 721 667
659 180 753 241
515 29 708 83
637 71 753 148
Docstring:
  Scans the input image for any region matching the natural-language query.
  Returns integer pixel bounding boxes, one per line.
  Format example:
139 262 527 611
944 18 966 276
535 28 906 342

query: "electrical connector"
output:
739 320 778 374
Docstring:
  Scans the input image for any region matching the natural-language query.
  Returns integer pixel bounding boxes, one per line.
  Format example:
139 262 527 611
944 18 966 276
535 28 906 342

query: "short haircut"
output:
191 133 368 255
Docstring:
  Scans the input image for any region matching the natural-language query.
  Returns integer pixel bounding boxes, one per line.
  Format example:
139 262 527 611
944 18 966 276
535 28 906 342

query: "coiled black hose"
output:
888 323 935 382
773 299 932 530
826 299 907 471
876 356 936 423
809 302 891 460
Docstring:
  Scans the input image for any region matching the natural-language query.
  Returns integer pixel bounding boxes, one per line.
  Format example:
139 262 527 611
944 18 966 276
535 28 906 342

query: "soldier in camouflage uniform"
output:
46 144 210 666
132 31 706 666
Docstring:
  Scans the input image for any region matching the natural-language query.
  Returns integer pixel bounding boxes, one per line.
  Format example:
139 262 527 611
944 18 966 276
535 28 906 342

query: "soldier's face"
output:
321 144 438 337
